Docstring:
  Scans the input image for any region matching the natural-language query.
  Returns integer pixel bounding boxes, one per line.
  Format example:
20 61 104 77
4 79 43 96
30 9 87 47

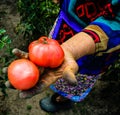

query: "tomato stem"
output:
43 37 48 44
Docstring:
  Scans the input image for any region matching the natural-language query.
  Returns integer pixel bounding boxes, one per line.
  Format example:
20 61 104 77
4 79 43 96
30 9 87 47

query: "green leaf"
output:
0 42 5 49
6 38 11 44
2 35 9 42
0 29 6 35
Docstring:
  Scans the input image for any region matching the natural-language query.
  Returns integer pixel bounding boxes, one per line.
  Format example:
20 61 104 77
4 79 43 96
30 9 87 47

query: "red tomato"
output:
28 36 64 68
8 59 40 90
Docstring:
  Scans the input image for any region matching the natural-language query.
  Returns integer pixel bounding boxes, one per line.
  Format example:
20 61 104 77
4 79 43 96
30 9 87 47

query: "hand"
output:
17 32 95 99
4 32 95 99
4 48 79 99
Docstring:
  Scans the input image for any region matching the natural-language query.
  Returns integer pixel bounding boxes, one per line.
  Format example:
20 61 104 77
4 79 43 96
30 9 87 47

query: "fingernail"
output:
2 67 8 73
12 48 19 54
5 81 15 89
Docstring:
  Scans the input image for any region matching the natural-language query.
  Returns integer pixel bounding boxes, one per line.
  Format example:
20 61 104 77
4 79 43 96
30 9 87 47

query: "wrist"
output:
61 32 95 60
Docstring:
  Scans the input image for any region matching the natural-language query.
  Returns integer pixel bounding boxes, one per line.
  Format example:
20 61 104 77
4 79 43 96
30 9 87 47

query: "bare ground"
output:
0 1 120 115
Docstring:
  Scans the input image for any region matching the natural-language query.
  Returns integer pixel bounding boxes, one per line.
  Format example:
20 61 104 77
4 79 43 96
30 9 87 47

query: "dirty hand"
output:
4 32 95 99
4 47 79 99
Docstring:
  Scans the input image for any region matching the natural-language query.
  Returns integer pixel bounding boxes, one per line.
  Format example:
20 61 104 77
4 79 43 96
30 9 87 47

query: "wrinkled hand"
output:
4 47 79 99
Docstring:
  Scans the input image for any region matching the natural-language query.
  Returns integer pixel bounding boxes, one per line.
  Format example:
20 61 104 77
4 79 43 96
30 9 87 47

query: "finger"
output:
63 66 77 85
19 69 62 99
38 66 45 75
12 48 28 59
19 81 46 99
2 67 15 89
5 80 15 89
2 67 8 73
63 63 79 85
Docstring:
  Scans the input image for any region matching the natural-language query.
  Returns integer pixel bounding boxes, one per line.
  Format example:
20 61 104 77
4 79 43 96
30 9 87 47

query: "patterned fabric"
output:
49 0 120 102
82 25 109 54
50 74 100 102
74 0 114 23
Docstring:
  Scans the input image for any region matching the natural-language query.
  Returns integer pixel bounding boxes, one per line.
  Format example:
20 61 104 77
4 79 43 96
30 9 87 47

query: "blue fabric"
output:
51 11 120 75
52 11 83 40
50 85 92 102
91 21 120 49
50 74 100 102
49 0 120 102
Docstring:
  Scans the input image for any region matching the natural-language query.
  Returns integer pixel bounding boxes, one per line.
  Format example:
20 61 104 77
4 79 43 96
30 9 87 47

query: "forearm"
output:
61 32 95 60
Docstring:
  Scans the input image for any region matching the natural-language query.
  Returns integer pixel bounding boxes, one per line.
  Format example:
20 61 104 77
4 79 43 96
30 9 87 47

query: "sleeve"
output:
67 0 87 27
111 0 120 5
82 25 109 56
81 0 120 56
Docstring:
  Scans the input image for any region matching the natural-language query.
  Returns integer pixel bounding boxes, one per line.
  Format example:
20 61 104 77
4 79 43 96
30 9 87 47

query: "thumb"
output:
63 62 79 85
12 48 28 59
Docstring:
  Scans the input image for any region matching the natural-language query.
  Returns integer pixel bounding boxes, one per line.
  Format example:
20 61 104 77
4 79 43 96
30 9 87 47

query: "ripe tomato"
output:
8 59 40 90
28 36 64 68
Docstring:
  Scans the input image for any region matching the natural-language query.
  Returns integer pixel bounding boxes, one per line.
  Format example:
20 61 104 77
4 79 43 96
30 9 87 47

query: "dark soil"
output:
0 0 120 115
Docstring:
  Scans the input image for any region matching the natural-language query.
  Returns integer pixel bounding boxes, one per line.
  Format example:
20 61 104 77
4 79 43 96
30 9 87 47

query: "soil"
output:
0 1 120 115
